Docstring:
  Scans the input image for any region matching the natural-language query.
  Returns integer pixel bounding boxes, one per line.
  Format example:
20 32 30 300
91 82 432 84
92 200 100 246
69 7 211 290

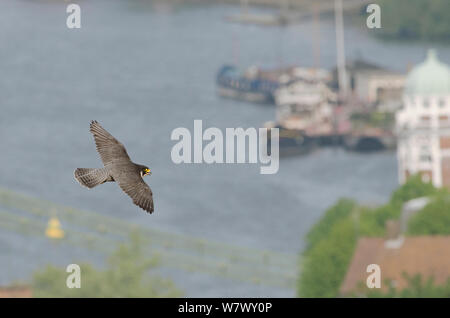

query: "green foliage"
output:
374 0 450 42
299 218 357 297
362 204 398 233
408 193 450 235
298 176 444 298
389 175 437 207
304 199 357 253
32 232 183 297
350 111 395 130
367 274 450 298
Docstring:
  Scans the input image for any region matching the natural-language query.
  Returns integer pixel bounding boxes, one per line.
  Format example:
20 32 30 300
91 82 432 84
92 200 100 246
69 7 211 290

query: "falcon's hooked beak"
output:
143 168 152 176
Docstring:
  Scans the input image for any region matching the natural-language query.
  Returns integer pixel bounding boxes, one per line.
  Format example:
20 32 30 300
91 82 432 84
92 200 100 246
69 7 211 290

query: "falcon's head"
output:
140 166 152 177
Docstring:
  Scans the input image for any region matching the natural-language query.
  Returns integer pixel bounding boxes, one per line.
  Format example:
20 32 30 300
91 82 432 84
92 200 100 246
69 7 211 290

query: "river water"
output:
1 0 449 297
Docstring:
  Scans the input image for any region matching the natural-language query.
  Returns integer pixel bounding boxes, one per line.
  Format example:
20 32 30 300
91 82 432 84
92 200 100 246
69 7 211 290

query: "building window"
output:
420 144 432 163
420 154 432 163
420 116 431 126
423 99 430 108
439 99 446 108
439 115 449 127
440 136 450 149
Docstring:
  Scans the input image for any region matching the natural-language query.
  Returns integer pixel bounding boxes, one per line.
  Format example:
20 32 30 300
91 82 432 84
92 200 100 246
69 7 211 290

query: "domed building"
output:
396 49 450 188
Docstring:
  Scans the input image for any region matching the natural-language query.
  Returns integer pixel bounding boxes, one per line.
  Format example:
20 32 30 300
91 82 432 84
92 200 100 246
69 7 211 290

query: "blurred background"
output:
1 0 450 297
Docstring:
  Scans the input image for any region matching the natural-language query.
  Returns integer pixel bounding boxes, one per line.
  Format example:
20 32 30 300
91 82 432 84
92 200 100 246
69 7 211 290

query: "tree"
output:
32 232 182 297
304 198 357 253
408 193 450 235
367 274 450 298
374 0 450 41
297 176 443 298
299 218 356 297
389 175 437 207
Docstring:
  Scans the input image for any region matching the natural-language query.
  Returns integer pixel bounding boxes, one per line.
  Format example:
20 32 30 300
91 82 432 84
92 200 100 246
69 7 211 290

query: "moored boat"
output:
216 65 280 104
265 123 317 157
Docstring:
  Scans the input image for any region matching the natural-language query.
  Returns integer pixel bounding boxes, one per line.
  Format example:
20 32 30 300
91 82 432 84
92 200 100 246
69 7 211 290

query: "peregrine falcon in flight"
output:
74 120 154 214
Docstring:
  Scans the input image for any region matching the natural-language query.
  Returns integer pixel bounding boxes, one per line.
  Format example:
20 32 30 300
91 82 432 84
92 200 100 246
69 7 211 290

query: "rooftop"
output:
340 236 450 296
405 49 450 96
0 286 32 298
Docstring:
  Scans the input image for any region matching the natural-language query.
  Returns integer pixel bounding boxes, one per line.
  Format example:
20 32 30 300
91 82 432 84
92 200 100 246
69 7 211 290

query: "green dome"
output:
405 49 450 96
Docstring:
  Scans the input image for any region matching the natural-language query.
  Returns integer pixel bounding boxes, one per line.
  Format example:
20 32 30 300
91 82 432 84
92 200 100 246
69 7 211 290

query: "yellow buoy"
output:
45 217 65 239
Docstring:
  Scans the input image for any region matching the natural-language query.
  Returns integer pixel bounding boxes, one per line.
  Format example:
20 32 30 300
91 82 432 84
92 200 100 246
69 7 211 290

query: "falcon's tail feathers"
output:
74 168 109 189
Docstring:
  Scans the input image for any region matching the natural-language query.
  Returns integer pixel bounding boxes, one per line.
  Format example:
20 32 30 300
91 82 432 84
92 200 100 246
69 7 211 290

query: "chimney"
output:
400 197 429 233
384 220 404 249
385 220 401 240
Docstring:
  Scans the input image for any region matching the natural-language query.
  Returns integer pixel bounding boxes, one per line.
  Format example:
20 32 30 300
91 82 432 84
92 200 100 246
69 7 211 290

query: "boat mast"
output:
232 28 240 66
281 0 289 16
241 0 249 15
334 0 347 98
232 0 248 66
312 2 321 70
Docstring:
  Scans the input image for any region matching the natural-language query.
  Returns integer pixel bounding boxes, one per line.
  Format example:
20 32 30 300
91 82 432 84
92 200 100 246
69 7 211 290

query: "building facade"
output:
332 59 405 109
396 50 450 188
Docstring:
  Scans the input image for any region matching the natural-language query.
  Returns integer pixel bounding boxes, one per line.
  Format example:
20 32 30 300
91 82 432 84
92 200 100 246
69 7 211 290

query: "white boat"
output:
274 71 337 135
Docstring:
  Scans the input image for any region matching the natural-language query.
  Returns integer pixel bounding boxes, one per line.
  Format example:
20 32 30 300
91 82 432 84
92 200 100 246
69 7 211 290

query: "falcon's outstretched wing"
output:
116 173 154 214
90 120 131 166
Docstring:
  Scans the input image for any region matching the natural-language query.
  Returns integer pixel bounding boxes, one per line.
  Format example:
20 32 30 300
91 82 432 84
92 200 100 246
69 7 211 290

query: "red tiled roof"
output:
340 236 450 295
0 286 32 298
